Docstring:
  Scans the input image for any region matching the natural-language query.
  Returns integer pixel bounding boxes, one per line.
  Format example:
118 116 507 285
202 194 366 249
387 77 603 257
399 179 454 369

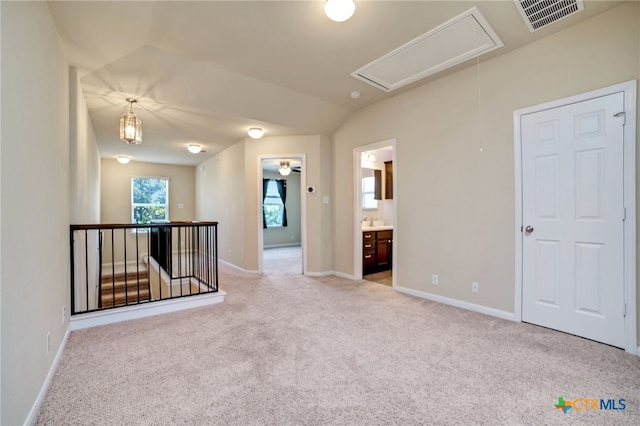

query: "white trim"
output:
257 154 307 275
395 286 515 321
24 326 71 426
305 271 336 277
513 79 637 354
353 139 397 286
69 291 226 331
331 270 357 281
218 258 260 275
393 286 514 321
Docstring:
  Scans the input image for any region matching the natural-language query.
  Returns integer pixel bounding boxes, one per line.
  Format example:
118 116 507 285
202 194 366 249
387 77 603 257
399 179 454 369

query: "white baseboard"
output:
24 326 71 426
69 291 226 331
304 271 335 277
331 270 357 280
394 285 515 321
218 259 259 274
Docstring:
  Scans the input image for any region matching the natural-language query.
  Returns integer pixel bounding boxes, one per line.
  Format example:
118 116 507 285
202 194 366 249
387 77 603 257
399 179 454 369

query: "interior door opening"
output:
354 140 397 287
258 155 306 275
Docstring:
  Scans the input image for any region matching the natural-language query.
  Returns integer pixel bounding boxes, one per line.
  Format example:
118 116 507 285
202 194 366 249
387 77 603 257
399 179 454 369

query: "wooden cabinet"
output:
363 229 393 275
384 161 393 199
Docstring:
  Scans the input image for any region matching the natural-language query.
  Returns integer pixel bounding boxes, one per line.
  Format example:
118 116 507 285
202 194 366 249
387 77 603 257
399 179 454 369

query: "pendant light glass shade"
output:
120 98 142 144
279 161 292 176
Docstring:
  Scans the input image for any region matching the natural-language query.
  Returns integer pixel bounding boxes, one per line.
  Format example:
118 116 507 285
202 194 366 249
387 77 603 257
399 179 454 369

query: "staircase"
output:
100 270 150 308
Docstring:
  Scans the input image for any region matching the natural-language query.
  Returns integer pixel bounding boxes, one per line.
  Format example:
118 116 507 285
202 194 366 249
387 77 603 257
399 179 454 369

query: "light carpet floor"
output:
263 246 302 275
36 263 640 425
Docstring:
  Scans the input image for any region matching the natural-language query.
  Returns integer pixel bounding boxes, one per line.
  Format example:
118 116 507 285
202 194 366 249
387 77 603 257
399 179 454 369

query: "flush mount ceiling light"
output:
325 0 355 22
120 98 142 144
279 160 292 176
116 155 131 164
248 127 264 139
187 144 202 154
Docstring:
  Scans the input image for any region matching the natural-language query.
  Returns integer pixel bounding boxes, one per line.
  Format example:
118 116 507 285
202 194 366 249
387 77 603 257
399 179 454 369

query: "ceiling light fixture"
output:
279 160 292 176
187 144 202 154
120 98 142 144
248 127 264 139
325 0 355 22
116 155 131 164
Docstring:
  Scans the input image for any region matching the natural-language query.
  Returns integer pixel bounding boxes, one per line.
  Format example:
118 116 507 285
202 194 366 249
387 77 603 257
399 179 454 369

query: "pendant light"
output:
278 161 292 176
120 98 142 144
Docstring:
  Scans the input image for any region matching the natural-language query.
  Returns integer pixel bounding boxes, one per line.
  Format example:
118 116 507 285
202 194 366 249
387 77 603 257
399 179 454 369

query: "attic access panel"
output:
351 7 503 92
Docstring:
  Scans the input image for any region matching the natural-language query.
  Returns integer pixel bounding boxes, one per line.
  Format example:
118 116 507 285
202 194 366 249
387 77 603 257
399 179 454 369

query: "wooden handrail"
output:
70 221 218 230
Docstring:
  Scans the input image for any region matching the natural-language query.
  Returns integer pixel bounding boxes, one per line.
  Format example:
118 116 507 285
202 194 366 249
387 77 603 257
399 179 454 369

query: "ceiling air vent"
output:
513 0 584 32
351 7 503 93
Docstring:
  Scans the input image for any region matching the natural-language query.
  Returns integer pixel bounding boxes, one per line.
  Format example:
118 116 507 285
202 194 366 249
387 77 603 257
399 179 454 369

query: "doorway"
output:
257 155 307 275
514 80 636 353
354 139 397 286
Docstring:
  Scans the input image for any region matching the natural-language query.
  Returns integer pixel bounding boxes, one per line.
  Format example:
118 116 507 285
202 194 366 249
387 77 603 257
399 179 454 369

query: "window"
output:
362 175 378 209
131 177 169 224
263 179 285 227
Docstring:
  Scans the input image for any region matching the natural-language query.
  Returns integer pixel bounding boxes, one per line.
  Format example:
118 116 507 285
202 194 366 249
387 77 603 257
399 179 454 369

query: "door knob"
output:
525 226 534 233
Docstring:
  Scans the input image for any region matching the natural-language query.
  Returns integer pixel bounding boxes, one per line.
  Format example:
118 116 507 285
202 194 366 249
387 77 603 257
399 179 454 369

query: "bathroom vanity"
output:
362 226 393 275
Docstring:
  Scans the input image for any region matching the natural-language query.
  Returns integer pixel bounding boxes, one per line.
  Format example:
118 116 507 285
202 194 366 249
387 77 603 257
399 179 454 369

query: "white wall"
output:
70 68 101 225
333 3 640 320
1 2 73 423
196 141 246 269
69 68 102 315
263 170 302 247
101 159 196 264
101 159 196 224
197 135 332 273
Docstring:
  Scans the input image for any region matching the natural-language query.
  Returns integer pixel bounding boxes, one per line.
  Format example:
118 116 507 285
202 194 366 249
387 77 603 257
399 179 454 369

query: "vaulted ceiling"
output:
48 1 622 166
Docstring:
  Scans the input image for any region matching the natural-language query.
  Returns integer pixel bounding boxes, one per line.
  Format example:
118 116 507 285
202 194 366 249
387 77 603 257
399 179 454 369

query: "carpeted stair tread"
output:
100 271 150 307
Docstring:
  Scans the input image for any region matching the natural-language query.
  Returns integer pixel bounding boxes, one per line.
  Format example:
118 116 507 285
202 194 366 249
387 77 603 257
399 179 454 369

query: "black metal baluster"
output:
123 228 128 306
135 226 140 304
214 224 218 291
98 230 103 309
111 229 115 307
70 228 76 314
84 229 89 312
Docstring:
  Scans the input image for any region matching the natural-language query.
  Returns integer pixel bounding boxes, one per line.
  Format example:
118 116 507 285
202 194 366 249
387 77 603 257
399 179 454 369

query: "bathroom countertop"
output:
362 225 393 232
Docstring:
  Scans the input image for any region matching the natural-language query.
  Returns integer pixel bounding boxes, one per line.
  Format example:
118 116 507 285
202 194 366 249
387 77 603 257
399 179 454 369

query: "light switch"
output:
178 203 184 209
322 196 329 204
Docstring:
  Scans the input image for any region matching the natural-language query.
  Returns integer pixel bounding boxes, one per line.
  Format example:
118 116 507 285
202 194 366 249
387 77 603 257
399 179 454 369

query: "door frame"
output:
257 154 307 275
353 139 397 284
513 80 637 354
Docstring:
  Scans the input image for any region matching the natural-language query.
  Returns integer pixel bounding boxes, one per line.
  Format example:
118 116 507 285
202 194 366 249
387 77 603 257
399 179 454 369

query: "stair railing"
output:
70 222 218 315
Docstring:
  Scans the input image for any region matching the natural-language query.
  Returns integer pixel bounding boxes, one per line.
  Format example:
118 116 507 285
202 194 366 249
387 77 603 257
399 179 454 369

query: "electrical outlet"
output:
62 306 66 324
46 332 51 354
432 274 439 285
472 281 480 293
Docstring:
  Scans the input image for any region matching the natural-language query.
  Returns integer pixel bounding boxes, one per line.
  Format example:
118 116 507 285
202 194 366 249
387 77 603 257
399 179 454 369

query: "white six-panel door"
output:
521 92 626 348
